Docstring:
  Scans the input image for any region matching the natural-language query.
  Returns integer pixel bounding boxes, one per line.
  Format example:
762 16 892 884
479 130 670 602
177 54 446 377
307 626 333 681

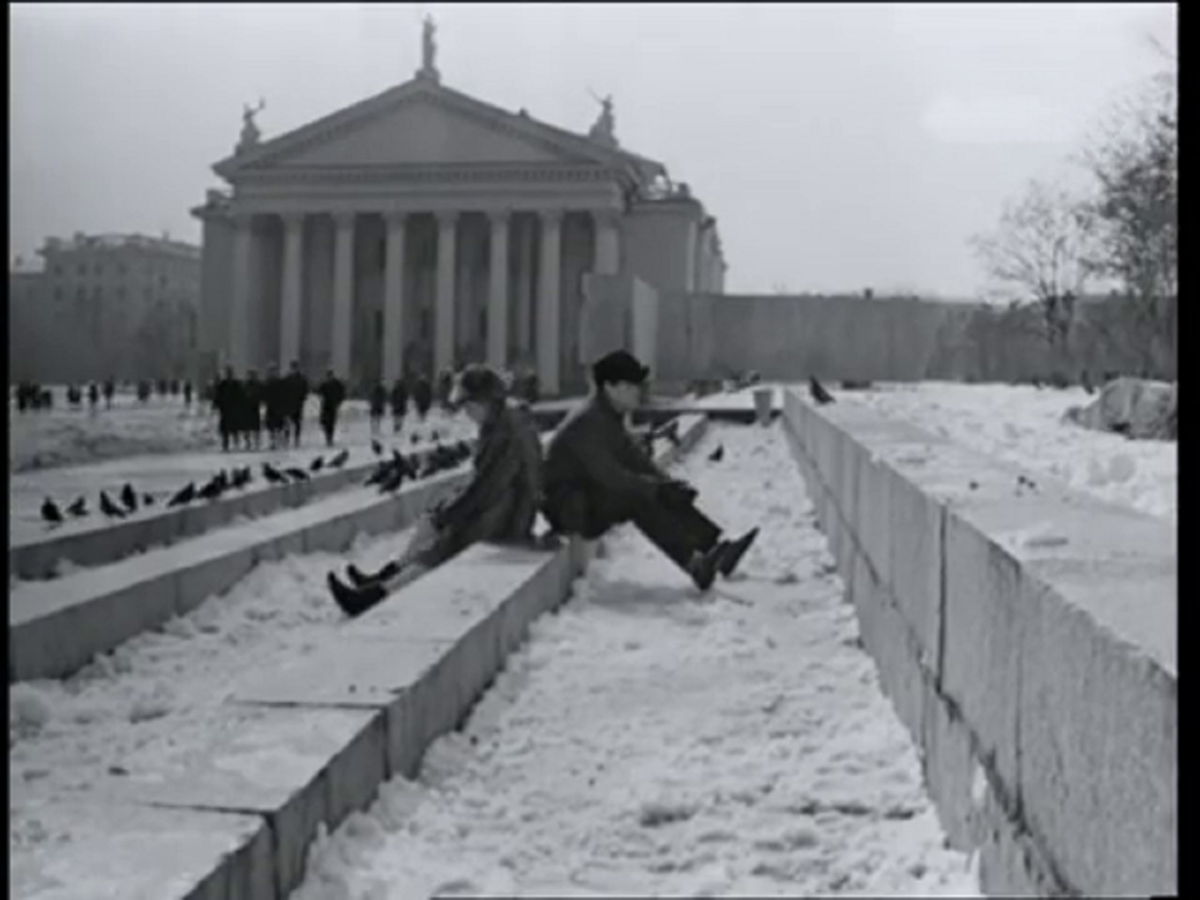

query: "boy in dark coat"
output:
327 364 544 616
284 361 309 447
368 381 387 436
213 367 242 452
542 349 758 591
412 372 433 420
317 369 347 447
264 364 286 449
389 377 409 434
242 369 264 450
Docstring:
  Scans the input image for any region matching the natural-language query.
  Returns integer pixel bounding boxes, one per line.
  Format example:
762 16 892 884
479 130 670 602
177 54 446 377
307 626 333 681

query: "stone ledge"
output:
782 388 1176 897
10 439 471 582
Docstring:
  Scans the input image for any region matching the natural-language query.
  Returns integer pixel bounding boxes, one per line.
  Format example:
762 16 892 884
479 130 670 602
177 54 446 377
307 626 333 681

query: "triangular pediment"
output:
220 81 610 175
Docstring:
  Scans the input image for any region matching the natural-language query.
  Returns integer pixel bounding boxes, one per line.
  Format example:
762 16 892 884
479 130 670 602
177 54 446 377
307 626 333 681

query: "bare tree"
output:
1078 68 1177 377
969 179 1092 366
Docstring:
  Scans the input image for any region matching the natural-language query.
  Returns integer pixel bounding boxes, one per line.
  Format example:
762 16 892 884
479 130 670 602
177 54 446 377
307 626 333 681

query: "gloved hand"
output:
657 479 698 508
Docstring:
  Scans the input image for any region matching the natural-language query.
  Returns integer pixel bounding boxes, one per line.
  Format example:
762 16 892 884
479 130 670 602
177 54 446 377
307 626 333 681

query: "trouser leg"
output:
630 499 723 572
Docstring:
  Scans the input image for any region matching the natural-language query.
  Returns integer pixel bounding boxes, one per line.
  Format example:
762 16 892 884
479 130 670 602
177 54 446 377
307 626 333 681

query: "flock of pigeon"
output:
362 430 475 494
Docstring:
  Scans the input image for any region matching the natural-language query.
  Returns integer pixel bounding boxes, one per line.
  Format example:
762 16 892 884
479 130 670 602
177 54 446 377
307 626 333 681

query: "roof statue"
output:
587 90 618 149
237 98 266 154
418 15 440 82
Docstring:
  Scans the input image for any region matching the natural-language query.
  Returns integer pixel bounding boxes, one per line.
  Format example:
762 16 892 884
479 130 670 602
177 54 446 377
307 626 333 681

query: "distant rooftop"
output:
38 232 201 258
10 254 45 274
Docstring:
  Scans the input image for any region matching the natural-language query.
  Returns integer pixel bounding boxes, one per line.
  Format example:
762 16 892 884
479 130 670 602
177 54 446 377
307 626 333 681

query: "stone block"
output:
854 450 891 586
9 797 273 900
918 676 981 852
851 553 928 744
10 565 179 681
1018 561 1176 897
885 463 943 669
174 545 257 616
143 705 384 900
940 515 1024 799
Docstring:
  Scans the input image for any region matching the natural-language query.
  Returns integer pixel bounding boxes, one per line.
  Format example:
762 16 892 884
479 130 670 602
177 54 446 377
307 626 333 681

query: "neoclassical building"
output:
192 27 726 396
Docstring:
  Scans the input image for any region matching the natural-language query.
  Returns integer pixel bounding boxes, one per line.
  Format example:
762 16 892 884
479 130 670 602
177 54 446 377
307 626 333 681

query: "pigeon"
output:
329 449 350 469
197 476 225 502
310 455 325 473
99 491 127 519
262 463 288 485
120 483 138 513
285 467 310 482
809 376 835 406
167 482 196 507
41 498 64 525
141 493 157 506
67 497 88 518
708 444 725 463
364 461 392 487
371 439 383 456
378 466 405 494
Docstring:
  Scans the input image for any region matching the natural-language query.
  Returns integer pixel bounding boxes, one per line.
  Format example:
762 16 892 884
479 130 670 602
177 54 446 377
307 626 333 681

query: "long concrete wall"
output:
781 389 1176 896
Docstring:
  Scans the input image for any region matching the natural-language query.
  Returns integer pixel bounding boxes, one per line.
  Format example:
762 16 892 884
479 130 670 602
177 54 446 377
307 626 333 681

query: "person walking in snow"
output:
317 369 347 447
213 366 243 452
389 377 409 434
541 349 758 592
284 360 309 448
326 364 546 617
368 380 387 436
412 371 433 421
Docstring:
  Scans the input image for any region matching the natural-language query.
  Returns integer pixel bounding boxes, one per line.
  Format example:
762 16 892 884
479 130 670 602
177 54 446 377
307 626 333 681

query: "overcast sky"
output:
10 2 1175 296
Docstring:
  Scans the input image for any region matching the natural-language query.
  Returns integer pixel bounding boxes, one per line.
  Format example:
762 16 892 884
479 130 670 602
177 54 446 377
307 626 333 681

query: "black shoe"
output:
687 544 725 592
346 561 401 587
327 572 387 617
718 527 760 578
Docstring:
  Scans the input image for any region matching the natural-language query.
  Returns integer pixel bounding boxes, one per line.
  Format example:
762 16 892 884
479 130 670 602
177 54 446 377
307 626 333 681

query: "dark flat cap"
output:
456 364 508 404
592 349 650 386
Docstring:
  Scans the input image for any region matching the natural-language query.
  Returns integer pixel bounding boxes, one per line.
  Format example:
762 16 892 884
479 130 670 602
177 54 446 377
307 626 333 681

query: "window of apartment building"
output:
77 263 86 275
54 264 63 276
76 286 86 301
118 263 127 276
55 287 64 301
116 286 126 300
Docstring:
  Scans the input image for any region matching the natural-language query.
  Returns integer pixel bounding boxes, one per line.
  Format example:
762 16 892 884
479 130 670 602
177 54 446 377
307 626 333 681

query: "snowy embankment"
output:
840 382 1176 525
10 394 384 474
291 422 980 898
9 525 421 859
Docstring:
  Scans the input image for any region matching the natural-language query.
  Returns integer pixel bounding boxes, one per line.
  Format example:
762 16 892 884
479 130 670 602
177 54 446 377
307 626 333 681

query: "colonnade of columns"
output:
227 207 622 396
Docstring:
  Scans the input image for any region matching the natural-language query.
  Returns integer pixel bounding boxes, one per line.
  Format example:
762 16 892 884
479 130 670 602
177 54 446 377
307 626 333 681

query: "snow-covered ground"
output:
9 392 414 474
9 407 469 547
290 422 980 898
9 525 423 858
829 382 1176 525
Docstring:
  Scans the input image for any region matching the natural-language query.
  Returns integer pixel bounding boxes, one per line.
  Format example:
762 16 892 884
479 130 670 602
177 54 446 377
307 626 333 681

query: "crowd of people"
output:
13 377 196 412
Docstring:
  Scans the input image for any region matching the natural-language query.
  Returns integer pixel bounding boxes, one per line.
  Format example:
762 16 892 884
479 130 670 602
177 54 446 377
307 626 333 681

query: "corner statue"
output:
588 92 617 147
419 15 440 80
238 98 266 151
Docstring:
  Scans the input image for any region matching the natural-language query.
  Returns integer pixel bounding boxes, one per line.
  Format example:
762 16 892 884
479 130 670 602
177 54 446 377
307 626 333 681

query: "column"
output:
515 217 534 357
435 211 458 375
278 212 305 367
382 211 407 382
537 210 563 396
330 212 355 379
487 210 510 370
593 209 621 275
230 213 255 372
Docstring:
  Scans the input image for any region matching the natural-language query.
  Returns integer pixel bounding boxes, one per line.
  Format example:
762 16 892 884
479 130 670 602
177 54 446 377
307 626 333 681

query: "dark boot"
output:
687 543 726 592
346 561 402 588
718 527 760 578
327 572 387 617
